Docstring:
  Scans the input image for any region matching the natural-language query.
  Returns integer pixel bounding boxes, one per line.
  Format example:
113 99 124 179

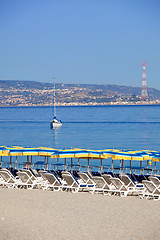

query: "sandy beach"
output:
0 188 159 240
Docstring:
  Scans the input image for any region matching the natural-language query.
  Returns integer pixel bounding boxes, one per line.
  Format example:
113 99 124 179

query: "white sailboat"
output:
50 78 62 128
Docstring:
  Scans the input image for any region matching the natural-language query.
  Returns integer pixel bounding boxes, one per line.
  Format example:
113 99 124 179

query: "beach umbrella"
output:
51 149 76 158
151 151 160 162
1 146 160 174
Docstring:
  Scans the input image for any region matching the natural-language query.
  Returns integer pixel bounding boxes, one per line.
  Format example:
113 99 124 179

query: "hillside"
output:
0 80 160 106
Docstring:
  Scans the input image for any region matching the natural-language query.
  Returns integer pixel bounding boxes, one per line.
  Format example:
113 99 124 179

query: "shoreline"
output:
0 103 160 108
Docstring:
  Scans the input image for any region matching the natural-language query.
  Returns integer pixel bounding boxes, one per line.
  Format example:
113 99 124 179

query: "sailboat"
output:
50 78 62 128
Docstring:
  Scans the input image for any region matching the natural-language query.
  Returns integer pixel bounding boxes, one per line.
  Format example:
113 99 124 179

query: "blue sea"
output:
1 105 160 172
0 105 160 151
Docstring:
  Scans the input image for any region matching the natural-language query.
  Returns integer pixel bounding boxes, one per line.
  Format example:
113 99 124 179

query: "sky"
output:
0 0 160 89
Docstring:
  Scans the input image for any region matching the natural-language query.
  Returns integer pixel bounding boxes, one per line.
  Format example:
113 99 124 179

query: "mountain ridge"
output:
0 80 160 106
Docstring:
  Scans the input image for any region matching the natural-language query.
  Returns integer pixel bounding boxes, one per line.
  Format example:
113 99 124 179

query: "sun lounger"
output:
16 171 42 189
62 171 88 192
38 170 47 179
78 172 95 187
148 176 160 189
120 174 144 193
42 172 63 191
139 180 160 200
91 176 130 197
101 174 113 186
38 170 51 187
132 174 147 183
31 169 40 178
0 168 21 188
109 177 130 197
0 174 5 185
21 169 42 183
91 176 111 194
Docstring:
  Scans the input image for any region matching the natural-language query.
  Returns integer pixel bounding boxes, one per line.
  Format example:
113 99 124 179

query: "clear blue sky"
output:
0 0 160 89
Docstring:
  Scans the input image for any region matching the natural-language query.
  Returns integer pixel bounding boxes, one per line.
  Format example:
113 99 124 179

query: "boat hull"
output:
50 120 62 129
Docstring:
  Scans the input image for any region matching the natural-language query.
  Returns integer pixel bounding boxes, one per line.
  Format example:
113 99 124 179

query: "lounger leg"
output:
120 192 128 197
71 187 79 193
103 191 110 196
153 196 160 201
27 185 34 190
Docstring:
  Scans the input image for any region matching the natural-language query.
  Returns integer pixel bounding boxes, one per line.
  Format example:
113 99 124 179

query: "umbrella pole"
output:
44 156 46 170
1 156 2 168
78 158 80 171
111 158 113 174
100 158 103 173
57 157 59 171
147 160 149 174
10 156 12 170
15 156 17 169
27 156 29 169
64 158 66 171
31 156 33 170
140 161 142 174
87 158 90 173
71 158 73 174
47 156 49 170
120 160 121 175
43 156 46 170
130 159 131 175
121 159 124 176
154 161 156 176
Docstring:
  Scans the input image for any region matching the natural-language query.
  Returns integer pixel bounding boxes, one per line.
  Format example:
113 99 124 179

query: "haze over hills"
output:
0 80 160 106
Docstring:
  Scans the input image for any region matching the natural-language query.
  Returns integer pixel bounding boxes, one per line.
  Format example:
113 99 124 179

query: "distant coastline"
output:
1 80 160 107
0 102 160 107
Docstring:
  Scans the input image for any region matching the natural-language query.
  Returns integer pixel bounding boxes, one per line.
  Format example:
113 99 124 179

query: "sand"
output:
0 187 160 240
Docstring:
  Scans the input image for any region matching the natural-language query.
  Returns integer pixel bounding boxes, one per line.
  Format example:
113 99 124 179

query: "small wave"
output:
0 120 160 124
0 120 48 123
60 121 160 124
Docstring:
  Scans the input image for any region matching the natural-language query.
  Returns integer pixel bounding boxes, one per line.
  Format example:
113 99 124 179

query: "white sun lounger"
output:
78 172 95 188
38 170 47 177
120 174 144 193
42 172 63 191
0 175 5 185
109 177 131 197
0 168 21 188
91 176 130 197
139 180 160 200
148 176 160 189
31 169 40 178
21 169 42 183
38 170 48 184
17 171 42 189
62 171 88 192
91 176 112 194
101 174 113 187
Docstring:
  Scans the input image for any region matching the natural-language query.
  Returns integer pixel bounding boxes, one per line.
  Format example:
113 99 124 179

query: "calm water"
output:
0 105 160 151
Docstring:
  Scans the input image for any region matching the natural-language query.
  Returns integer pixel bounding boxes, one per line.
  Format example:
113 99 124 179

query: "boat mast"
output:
53 77 56 117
